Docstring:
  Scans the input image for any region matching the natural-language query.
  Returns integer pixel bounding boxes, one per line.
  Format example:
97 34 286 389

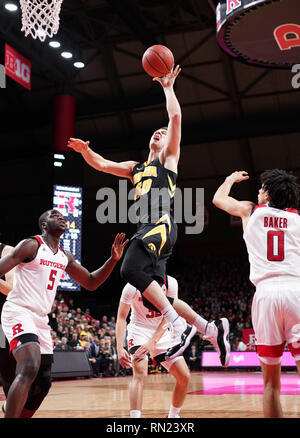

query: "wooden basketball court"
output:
1 370 299 418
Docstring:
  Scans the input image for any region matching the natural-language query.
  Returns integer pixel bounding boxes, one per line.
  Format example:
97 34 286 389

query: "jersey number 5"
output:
267 230 284 261
47 269 58 290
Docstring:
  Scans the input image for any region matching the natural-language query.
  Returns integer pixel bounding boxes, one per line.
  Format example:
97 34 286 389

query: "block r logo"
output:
12 323 24 336
0 64 6 88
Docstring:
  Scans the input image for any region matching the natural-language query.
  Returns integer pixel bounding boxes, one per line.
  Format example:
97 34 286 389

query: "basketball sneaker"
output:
203 318 230 367
165 317 197 360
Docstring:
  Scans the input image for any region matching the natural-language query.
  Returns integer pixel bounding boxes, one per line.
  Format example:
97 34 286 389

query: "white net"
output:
19 0 63 42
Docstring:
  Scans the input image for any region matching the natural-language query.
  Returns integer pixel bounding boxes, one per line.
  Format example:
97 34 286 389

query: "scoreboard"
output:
53 185 82 291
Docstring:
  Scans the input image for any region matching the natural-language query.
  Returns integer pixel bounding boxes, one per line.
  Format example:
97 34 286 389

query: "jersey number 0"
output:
267 230 284 261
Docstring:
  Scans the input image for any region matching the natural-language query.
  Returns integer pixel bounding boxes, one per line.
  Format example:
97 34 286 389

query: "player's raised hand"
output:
67 138 90 153
111 233 129 261
226 171 249 184
117 346 132 369
153 65 181 88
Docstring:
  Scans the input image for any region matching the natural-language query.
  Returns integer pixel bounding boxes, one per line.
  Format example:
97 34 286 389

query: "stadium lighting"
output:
61 51 73 59
49 41 61 48
73 62 85 69
54 161 63 167
5 3 18 12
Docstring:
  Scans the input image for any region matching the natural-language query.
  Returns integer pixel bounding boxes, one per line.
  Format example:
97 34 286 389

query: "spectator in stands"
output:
88 338 104 376
233 337 247 352
69 333 83 351
68 298 75 312
186 344 201 371
108 316 116 330
84 308 94 323
54 336 73 352
56 323 64 339
101 315 108 327
79 334 88 349
102 338 115 376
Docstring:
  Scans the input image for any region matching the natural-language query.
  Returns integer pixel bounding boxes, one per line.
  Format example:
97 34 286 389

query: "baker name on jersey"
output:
264 217 288 229
40 259 66 270
133 166 157 185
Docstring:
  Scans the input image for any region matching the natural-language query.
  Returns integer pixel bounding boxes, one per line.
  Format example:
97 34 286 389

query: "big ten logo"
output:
291 64 300 89
0 64 6 88
5 50 30 85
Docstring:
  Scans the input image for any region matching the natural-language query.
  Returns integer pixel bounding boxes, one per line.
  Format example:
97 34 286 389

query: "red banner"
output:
5 44 31 90
243 329 255 346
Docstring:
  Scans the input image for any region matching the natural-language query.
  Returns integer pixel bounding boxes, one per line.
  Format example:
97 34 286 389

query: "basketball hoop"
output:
19 0 63 42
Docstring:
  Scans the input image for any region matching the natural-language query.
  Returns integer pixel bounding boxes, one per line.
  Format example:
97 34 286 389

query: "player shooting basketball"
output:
68 65 230 366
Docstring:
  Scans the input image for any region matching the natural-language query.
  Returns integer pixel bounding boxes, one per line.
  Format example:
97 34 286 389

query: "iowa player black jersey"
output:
132 157 177 225
131 157 178 268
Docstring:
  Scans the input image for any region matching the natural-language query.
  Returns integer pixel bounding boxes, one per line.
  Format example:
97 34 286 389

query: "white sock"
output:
161 305 179 324
194 315 208 335
168 405 181 418
130 410 141 418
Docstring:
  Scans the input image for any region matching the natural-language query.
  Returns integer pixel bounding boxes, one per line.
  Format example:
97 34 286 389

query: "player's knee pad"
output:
24 363 52 411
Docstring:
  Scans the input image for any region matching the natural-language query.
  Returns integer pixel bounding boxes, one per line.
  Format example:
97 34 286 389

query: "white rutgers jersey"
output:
7 235 68 316
243 205 300 286
120 275 178 330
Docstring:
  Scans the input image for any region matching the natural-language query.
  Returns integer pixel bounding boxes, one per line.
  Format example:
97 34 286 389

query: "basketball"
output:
142 45 174 78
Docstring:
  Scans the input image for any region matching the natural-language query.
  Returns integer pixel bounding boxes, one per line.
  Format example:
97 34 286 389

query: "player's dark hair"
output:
38 210 51 232
260 169 300 210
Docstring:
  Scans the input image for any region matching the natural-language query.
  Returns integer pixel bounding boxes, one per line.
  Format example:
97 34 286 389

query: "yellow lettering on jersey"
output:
133 172 143 185
143 166 157 177
135 179 153 200
142 224 166 255
133 166 157 185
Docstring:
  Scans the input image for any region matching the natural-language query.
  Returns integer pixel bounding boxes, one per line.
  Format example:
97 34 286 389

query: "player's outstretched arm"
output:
0 245 15 296
67 138 138 181
116 302 132 369
65 233 129 291
213 171 254 218
155 66 182 170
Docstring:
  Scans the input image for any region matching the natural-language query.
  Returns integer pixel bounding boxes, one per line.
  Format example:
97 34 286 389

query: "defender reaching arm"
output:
0 245 14 296
213 171 254 230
